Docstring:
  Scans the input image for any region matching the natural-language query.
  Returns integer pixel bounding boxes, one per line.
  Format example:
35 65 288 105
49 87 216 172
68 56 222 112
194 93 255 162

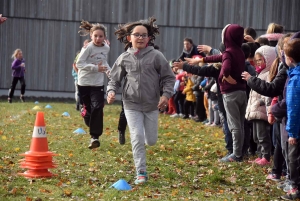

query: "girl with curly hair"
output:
106 17 175 184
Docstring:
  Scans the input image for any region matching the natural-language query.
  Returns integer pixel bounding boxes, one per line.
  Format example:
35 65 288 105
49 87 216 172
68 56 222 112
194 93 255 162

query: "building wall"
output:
0 0 299 92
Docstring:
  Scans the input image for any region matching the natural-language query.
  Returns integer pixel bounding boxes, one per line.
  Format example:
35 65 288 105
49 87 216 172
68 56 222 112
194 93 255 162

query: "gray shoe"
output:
88 139 100 149
277 180 290 190
284 184 293 193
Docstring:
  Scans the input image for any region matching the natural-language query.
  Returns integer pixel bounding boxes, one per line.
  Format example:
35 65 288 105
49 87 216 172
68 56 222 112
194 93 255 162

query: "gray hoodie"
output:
107 46 175 112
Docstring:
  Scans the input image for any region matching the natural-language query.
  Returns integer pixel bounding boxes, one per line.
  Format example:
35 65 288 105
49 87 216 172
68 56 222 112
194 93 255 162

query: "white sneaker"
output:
88 139 100 149
179 113 184 117
170 113 179 118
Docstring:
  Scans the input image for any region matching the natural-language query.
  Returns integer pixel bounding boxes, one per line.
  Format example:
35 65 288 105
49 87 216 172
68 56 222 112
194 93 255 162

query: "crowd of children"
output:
4 12 299 199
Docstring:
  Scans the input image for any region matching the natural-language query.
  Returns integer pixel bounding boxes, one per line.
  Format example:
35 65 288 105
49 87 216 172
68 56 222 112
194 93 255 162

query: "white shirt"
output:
76 42 110 86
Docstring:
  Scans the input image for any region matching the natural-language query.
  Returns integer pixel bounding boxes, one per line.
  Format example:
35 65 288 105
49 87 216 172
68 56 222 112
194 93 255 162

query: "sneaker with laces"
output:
219 153 243 162
201 119 209 124
118 130 125 145
278 180 290 190
284 184 293 193
170 113 179 118
88 138 100 149
20 96 25 102
266 173 281 182
135 171 148 185
281 188 300 200
255 158 271 166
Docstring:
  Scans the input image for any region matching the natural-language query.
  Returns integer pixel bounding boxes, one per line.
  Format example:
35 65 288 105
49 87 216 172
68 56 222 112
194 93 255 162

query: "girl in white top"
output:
76 20 110 149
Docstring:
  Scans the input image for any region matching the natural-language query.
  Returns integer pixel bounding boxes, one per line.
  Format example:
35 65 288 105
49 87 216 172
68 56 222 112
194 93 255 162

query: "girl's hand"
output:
222 75 237 84
107 91 115 104
288 137 297 145
98 61 107 72
184 57 203 66
157 96 168 110
241 71 251 81
20 63 25 67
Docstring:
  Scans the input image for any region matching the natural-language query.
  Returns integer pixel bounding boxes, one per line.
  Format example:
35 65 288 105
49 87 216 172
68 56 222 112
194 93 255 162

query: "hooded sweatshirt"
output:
245 46 276 121
203 24 246 94
11 58 25 77
107 46 175 112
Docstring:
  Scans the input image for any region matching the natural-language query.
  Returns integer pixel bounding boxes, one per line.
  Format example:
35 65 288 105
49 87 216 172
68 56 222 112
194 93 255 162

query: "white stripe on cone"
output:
32 126 47 138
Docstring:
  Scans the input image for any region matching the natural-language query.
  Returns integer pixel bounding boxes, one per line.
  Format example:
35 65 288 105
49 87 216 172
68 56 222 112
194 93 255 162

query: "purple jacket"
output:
11 59 25 77
204 24 246 94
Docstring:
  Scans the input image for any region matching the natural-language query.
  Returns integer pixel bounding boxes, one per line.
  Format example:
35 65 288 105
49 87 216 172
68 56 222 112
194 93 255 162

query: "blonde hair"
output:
266 23 284 34
78 20 107 37
11 49 22 59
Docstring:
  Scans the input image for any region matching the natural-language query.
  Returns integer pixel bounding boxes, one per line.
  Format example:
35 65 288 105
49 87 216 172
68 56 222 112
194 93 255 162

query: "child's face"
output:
16 51 23 60
254 54 265 66
90 29 105 47
128 26 150 50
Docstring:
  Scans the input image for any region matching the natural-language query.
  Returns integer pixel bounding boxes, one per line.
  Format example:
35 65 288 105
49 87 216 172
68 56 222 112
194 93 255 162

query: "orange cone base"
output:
20 161 57 169
18 169 57 178
20 151 57 157
19 156 53 162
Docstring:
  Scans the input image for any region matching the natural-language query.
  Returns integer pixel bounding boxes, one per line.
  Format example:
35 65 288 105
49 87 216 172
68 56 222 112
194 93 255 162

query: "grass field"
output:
0 100 285 200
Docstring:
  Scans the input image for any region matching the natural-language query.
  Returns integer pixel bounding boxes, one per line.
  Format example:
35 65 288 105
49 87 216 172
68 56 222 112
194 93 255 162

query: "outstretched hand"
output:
0 14 7 24
172 60 184 72
241 71 251 81
184 57 203 66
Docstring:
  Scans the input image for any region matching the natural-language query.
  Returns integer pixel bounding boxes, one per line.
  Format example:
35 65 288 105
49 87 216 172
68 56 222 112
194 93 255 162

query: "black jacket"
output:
247 63 287 99
177 45 205 61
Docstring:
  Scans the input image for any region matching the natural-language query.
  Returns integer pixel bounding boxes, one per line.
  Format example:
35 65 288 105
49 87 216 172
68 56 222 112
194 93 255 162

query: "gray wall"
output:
0 0 299 92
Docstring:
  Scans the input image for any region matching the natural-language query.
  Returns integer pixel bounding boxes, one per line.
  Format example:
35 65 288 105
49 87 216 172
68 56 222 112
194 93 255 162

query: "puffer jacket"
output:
245 45 276 121
183 78 196 102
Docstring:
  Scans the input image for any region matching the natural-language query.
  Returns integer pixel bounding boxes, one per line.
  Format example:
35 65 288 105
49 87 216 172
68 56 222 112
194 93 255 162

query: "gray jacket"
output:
107 46 175 112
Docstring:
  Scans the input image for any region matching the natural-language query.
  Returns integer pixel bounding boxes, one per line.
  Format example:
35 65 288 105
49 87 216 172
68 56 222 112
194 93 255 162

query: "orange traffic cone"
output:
19 112 57 178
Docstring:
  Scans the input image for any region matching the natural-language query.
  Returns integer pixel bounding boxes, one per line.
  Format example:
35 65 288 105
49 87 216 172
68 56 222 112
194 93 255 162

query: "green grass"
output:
0 100 284 200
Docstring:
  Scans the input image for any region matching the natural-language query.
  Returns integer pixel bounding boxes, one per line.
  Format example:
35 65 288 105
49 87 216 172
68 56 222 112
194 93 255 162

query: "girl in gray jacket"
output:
107 17 175 184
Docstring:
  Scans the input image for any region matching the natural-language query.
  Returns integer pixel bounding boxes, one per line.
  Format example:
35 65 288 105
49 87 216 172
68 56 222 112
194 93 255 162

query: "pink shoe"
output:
254 157 262 162
255 158 270 166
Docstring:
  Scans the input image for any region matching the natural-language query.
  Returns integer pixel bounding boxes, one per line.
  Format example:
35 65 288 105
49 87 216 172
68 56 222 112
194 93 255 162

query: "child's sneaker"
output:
278 180 290 190
20 96 25 102
219 153 242 162
281 188 300 200
284 184 293 193
255 158 270 166
8 98 12 103
266 173 281 182
135 171 148 185
170 113 179 118
88 138 100 149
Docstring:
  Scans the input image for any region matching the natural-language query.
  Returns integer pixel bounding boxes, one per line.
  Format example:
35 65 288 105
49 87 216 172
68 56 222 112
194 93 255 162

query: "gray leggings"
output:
124 109 159 174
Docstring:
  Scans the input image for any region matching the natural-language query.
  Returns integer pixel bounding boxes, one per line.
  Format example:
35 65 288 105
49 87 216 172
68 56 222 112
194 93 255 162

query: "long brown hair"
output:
114 17 159 50
78 20 107 37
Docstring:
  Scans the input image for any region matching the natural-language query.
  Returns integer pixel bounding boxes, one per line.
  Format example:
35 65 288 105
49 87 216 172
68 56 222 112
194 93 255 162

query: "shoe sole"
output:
88 141 100 149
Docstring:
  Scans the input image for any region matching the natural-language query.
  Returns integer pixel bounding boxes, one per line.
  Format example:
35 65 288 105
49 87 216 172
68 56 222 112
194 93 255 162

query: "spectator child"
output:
244 45 276 166
280 38 300 200
182 73 196 119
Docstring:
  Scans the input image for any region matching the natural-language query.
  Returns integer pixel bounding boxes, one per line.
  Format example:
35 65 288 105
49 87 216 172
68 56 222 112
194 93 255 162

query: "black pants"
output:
195 93 206 121
118 101 127 133
78 85 104 139
272 122 286 175
288 139 300 188
184 100 194 117
174 91 185 114
8 77 26 98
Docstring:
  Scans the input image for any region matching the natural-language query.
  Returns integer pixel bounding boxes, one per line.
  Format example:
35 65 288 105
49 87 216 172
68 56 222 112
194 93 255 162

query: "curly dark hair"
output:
114 17 159 50
78 20 107 37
